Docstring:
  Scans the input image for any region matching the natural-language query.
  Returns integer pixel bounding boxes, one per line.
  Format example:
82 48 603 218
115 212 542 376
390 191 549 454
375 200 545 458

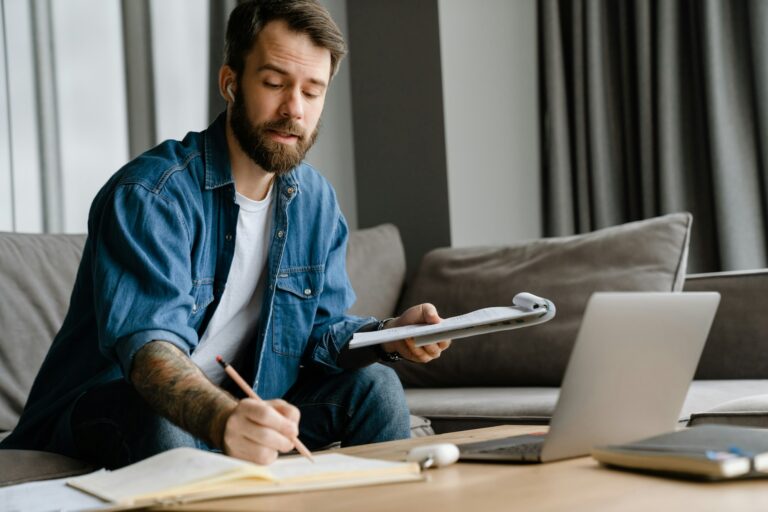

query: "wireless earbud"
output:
226 83 235 102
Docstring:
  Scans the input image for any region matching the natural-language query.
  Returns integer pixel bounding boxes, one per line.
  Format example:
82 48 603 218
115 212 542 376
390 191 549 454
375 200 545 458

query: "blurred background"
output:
1 0 767 275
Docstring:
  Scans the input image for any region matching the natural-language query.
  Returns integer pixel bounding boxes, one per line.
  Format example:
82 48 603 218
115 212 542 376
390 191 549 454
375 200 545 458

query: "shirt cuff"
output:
113 329 193 379
311 315 377 370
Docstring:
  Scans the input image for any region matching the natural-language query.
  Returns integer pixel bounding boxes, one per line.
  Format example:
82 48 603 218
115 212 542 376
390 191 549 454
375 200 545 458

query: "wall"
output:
348 0 540 276
439 0 541 247
347 0 452 277
306 0 358 227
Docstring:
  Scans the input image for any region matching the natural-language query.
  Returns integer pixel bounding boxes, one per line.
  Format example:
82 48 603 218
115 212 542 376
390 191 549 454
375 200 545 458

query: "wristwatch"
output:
373 318 402 363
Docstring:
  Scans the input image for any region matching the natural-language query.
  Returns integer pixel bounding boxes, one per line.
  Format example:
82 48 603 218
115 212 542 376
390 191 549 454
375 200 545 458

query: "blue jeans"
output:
70 364 410 468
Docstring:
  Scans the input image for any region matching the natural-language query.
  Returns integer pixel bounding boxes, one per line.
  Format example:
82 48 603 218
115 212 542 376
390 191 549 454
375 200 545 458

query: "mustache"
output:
261 119 304 138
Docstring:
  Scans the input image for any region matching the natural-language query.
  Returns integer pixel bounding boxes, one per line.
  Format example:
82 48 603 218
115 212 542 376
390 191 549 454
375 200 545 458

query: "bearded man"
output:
0 0 450 468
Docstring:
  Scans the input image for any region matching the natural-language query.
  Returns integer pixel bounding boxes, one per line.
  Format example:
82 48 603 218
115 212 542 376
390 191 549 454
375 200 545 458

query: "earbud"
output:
226 83 235 102
513 292 548 311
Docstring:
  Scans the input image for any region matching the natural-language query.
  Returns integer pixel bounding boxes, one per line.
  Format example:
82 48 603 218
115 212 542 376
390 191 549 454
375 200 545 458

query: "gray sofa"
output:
2 213 768 485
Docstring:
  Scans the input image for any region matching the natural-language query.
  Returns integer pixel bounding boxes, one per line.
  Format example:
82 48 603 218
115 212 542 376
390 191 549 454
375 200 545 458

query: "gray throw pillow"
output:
346 223 406 320
394 213 692 387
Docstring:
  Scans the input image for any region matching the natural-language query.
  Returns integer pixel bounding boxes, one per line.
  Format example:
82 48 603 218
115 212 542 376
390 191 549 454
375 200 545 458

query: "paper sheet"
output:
0 475 110 512
349 300 556 348
67 448 269 503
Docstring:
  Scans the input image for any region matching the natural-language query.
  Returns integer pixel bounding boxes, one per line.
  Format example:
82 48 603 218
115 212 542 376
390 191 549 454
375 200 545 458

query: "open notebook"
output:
67 448 422 509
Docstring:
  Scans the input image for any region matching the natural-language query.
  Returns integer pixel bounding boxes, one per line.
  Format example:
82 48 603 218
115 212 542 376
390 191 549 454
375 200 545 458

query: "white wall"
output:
438 0 541 246
306 0 358 228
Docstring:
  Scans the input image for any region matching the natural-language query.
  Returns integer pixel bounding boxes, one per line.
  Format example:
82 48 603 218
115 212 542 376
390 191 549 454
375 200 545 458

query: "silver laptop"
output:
459 292 720 463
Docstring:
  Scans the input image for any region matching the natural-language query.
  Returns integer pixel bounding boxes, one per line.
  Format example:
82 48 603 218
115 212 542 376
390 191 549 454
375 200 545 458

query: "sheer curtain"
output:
0 0 221 234
540 0 768 272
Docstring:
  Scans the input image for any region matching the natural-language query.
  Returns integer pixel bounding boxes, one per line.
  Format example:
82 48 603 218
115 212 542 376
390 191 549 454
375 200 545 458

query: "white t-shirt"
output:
192 186 274 383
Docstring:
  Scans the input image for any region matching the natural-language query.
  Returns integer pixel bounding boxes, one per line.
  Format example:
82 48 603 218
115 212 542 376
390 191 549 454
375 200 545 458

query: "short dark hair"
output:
224 0 347 79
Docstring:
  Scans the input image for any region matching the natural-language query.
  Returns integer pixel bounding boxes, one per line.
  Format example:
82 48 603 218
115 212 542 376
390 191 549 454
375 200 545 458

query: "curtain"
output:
0 0 235 233
540 0 768 272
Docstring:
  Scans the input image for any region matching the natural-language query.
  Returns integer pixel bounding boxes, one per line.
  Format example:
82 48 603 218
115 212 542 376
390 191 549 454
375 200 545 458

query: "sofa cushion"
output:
346 223 406 320
394 213 692 387
405 380 768 434
0 233 87 434
688 393 768 428
685 269 768 379
0 450 94 487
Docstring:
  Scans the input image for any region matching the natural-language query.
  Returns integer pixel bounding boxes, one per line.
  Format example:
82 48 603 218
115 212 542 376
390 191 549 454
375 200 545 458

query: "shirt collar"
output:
203 112 234 190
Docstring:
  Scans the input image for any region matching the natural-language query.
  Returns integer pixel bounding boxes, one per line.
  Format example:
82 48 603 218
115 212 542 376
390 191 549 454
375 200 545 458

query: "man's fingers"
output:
420 342 442 358
239 399 299 438
240 423 296 453
420 303 441 324
436 340 451 350
268 399 301 424
404 339 435 363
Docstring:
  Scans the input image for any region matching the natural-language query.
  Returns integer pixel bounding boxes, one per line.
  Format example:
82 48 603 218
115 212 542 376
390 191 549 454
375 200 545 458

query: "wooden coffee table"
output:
168 425 768 511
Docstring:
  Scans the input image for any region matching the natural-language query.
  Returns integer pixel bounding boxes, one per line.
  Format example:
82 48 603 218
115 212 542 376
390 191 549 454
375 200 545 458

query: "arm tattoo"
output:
130 341 238 448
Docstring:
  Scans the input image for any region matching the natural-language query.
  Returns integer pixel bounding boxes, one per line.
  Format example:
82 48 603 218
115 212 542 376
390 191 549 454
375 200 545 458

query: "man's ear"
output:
218 65 236 104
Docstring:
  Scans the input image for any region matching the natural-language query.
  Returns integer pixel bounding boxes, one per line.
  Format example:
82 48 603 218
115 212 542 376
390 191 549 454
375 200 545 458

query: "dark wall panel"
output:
347 0 451 280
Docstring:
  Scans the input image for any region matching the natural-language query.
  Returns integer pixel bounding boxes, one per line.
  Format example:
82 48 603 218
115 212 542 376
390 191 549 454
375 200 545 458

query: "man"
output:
0 0 450 468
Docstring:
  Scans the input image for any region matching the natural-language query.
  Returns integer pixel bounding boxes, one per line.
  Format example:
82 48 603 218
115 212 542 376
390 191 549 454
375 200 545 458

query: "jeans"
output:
70 364 410 468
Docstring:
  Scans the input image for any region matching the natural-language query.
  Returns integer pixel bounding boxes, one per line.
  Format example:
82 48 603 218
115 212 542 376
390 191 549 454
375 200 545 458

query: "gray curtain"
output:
540 0 768 272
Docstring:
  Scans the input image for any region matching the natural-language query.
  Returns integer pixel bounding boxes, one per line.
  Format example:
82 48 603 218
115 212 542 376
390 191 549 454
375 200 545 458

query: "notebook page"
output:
270 453 420 483
67 447 272 503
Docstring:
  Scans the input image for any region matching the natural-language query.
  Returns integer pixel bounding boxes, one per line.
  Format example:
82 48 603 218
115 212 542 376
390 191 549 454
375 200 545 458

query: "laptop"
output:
459 292 721 463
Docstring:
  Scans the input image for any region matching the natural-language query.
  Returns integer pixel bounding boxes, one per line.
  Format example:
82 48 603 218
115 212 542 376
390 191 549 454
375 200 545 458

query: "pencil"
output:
216 355 315 463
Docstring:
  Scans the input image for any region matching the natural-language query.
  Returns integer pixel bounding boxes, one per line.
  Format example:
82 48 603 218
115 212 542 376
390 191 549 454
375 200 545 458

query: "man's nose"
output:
280 88 304 119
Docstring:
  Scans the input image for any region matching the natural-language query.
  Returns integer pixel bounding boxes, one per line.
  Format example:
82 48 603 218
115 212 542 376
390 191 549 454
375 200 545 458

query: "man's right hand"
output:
221 398 301 465
131 341 302 465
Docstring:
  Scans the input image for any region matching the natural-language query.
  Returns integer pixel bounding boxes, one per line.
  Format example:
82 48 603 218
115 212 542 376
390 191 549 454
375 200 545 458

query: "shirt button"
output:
192 304 198 313
304 288 312 296
225 233 233 241
287 187 295 195
277 230 284 238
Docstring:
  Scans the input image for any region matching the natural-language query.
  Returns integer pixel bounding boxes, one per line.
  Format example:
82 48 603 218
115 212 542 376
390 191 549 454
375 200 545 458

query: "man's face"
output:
229 20 331 174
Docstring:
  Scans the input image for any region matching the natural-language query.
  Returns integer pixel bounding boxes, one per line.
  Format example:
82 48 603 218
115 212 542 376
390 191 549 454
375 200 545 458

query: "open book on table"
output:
592 425 768 481
349 292 556 349
66 448 422 509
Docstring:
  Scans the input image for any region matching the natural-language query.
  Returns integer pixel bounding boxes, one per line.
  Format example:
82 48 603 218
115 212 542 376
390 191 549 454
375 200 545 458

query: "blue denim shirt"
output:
2 113 375 455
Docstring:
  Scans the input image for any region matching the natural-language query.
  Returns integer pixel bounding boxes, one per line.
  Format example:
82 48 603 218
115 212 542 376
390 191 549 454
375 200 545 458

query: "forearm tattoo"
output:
130 341 237 448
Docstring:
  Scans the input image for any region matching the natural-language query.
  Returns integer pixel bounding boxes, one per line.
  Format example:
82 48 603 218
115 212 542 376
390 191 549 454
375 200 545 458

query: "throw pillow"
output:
394 213 692 387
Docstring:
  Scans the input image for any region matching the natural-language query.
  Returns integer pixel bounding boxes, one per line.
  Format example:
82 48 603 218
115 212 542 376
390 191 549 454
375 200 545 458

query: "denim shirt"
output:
2 113 375 455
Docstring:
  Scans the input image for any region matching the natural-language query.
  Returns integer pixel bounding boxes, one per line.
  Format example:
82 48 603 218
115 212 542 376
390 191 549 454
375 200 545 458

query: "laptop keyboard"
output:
459 434 546 462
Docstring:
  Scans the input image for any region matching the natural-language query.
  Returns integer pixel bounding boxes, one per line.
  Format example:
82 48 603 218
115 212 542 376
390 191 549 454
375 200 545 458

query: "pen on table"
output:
216 355 315 463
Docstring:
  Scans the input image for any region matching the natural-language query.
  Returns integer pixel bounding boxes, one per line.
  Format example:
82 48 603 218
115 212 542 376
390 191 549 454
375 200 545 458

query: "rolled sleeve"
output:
92 183 198 378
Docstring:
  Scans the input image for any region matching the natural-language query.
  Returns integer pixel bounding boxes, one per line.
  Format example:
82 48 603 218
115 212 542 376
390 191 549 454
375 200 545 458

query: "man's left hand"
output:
380 303 451 363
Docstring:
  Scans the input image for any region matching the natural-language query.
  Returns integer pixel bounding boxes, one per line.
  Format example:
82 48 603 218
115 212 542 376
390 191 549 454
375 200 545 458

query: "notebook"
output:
66 448 422 509
459 292 721 463
592 425 768 480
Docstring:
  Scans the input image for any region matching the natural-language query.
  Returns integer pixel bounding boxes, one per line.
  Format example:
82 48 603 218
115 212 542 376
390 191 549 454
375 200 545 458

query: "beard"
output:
229 86 319 175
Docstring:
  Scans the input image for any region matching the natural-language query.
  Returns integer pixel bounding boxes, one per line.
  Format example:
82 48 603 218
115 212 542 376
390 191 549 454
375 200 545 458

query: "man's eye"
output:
304 90 321 99
264 82 281 89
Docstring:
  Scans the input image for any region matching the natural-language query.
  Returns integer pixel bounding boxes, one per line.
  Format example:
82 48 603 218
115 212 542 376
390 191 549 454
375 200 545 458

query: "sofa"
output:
2 212 768 485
